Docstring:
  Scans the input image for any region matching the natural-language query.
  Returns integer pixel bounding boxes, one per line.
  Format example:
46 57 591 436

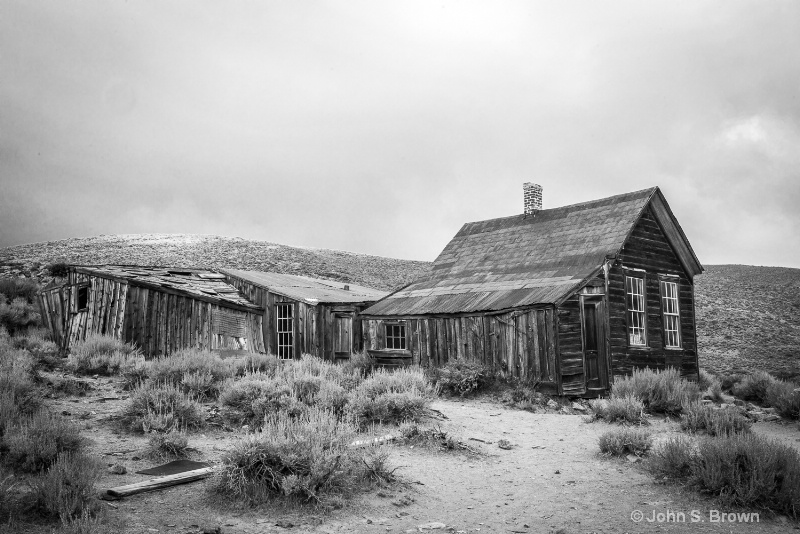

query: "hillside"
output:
696 264 800 379
1 235 797 378
0 234 431 292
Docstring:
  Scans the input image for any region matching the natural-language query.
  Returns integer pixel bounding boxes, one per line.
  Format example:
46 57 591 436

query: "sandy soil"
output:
17 376 800 534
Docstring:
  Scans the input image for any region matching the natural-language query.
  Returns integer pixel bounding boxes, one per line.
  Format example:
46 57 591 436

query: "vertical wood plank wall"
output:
38 285 69 348
58 273 264 356
608 206 699 380
223 276 366 360
362 308 559 393
556 294 586 396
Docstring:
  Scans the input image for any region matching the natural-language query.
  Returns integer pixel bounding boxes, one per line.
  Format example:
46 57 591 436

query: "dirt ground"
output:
17 375 800 534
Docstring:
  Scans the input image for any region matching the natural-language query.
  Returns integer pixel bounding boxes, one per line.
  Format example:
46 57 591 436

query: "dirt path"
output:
26 385 798 534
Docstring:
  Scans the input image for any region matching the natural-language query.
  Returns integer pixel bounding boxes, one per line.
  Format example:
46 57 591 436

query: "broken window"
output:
385 322 406 350
276 303 294 359
660 280 681 348
76 285 89 312
625 275 647 346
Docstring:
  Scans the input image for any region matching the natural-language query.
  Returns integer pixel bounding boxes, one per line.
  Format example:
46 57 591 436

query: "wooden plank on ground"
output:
102 467 214 500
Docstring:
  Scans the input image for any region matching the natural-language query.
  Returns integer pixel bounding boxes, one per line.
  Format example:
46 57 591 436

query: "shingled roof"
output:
73 265 261 311
221 270 388 305
364 187 702 316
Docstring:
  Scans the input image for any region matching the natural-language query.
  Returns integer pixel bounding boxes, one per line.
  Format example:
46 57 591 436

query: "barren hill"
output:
0 234 431 292
1 235 798 378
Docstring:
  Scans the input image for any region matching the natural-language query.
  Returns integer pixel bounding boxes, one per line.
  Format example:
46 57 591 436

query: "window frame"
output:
659 277 682 349
624 272 648 347
75 283 90 312
384 322 407 351
275 303 295 360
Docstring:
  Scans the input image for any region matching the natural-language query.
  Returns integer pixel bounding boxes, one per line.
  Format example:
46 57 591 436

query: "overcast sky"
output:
1 1 798 267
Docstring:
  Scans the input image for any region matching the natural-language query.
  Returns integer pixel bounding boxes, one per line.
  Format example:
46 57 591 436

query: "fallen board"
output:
102 467 214 500
136 459 210 476
349 434 396 448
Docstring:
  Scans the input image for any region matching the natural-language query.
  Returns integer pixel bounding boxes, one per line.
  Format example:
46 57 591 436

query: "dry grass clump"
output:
214 407 373 504
147 431 190 459
121 382 204 433
732 370 776 403
0 277 41 335
429 360 491 397
219 373 299 425
589 395 649 425
68 334 144 376
648 434 800 517
612 368 701 415
148 349 232 399
232 353 280 377
33 451 102 523
680 402 751 436
3 411 84 473
765 380 800 420
348 367 435 427
598 427 653 456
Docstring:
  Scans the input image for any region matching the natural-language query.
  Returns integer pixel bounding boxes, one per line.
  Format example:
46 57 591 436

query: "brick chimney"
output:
523 182 542 214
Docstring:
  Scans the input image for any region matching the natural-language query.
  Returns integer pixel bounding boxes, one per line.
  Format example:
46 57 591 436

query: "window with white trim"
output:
660 280 681 348
276 304 294 359
385 322 406 350
625 275 647 346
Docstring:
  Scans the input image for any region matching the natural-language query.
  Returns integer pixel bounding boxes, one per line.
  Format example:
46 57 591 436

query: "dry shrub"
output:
148 349 232 399
0 347 42 418
680 402 751 436
0 278 41 335
0 278 40 303
430 360 491 397
612 368 701 415
697 369 717 390
598 427 653 456
766 380 800 420
147 431 190 459
589 395 648 425
348 367 434 426
340 351 373 377
68 334 143 376
219 374 296 425
732 371 777 403
213 407 362 504
33 451 101 523
648 435 695 479
232 353 280 376
121 382 204 433
3 411 84 473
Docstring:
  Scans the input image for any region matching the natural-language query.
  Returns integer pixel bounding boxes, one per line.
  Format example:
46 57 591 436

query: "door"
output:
334 314 353 360
582 297 608 391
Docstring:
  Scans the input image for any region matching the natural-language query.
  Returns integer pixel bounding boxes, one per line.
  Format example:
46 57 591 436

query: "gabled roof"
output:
73 265 260 311
221 269 388 305
364 187 702 316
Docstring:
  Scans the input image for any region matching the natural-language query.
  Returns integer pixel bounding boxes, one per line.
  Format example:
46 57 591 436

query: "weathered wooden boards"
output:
102 467 214 500
362 308 558 391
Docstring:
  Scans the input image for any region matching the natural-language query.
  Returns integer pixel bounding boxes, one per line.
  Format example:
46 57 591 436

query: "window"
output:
660 280 681 348
76 285 89 311
625 275 647 346
276 304 294 359
385 322 406 350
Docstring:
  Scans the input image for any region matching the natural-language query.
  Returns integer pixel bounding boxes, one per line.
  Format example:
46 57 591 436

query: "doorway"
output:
582 296 608 392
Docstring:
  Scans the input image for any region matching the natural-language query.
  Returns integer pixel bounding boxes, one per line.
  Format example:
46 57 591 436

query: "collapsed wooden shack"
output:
221 270 387 361
361 185 703 396
39 265 265 356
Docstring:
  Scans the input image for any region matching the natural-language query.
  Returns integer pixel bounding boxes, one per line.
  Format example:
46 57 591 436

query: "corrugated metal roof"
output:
365 187 660 316
76 265 260 310
222 269 387 305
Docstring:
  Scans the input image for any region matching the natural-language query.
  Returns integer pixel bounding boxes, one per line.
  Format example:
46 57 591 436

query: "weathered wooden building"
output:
39 266 265 356
221 270 387 361
361 185 703 396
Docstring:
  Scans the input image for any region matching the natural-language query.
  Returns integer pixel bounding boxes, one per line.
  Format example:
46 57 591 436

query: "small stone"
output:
417 522 447 531
554 470 560 474
763 414 781 422
131 456 141 461
61 410 72 416
626 454 642 463
546 399 558 409
202 527 221 534
497 439 513 450
571 402 586 411
108 463 127 475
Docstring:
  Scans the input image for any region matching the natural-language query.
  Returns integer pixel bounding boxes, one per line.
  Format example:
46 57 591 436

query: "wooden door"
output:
334 315 353 360
583 297 608 392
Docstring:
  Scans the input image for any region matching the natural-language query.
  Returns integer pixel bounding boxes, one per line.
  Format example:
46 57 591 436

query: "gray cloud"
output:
1 0 798 267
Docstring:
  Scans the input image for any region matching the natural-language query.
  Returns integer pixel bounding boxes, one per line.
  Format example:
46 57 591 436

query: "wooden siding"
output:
362 308 559 392
224 276 367 360
55 272 264 356
609 206 699 380
557 294 585 396
38 284 69 348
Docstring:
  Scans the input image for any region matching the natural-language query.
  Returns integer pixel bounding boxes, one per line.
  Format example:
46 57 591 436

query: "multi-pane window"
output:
385 323 406 350
660 280 681 348
276 304 294 359
625 275 647 346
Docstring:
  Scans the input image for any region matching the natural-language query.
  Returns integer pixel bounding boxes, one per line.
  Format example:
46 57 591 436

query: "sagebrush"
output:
598 427 653 456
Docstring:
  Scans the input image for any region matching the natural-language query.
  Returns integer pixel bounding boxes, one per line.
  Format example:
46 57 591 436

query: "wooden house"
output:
221 270 387 361
361 185 703 396
39 265 265 356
